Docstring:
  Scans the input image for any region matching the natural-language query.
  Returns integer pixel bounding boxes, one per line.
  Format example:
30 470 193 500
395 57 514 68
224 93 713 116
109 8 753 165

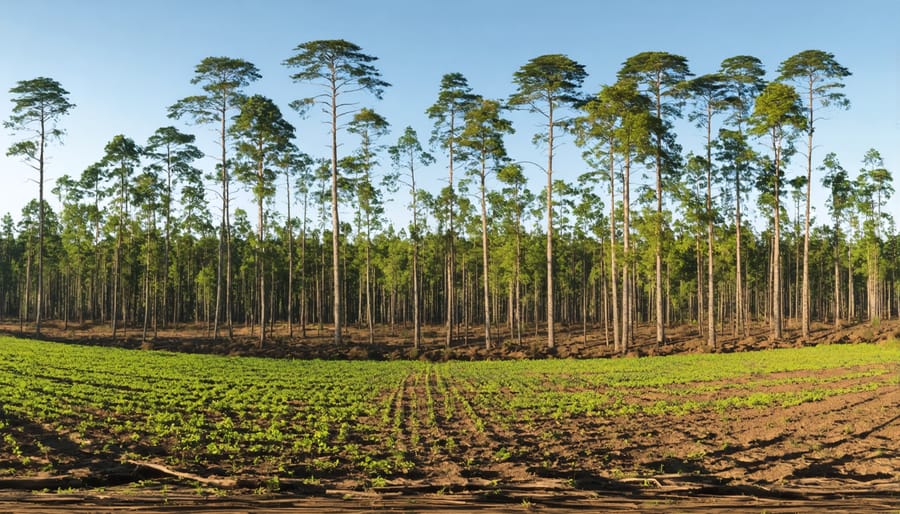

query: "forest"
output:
2 42 897 353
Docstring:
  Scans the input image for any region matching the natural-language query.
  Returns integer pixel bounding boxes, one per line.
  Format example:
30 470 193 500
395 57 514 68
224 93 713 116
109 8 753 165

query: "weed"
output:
493 447 513 462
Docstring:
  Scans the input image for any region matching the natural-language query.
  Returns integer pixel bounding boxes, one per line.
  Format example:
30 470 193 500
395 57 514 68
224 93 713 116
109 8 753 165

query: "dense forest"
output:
2 42 896 353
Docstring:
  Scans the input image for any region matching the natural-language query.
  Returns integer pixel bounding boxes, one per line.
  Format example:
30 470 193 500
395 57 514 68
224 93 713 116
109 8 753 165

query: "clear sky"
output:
2 0 898 233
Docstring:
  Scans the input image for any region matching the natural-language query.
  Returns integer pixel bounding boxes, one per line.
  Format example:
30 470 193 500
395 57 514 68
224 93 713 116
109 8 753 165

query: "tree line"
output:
3 41 896 351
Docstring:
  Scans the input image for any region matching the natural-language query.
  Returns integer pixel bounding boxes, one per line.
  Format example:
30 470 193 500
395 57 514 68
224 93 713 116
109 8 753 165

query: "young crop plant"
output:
0 337 897 487
423 365 437 428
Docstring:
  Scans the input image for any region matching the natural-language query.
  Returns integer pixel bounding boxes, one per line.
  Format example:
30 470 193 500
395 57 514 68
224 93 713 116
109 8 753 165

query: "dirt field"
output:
0 319 898 512
4 315 900 361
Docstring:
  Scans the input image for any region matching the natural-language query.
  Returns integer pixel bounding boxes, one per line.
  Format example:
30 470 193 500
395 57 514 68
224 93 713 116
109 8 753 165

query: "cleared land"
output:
0 337 897 512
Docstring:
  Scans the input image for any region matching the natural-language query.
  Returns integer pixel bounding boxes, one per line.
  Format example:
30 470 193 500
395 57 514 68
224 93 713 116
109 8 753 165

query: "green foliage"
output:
777 49 851 114
0 338 895 481
427 73 479 154
5 77 75 148
719 56 766 123
509 54 587 113
168 57 260 125
232 95 295 203
283 40 389 109
749 83 807 138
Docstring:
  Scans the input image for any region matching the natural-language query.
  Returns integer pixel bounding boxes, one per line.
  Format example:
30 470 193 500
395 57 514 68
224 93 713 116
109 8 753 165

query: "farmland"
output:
0 337 897 511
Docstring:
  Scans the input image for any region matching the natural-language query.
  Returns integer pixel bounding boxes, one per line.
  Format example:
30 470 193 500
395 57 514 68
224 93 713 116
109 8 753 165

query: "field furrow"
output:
0 337 896 507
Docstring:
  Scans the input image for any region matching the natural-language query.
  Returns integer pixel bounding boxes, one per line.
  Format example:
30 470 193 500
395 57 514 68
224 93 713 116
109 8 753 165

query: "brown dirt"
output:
0 318 898 512
3 316 899 361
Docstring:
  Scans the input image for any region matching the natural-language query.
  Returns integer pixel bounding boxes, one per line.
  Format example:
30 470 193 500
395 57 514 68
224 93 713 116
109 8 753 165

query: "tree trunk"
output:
801 77 814 339
330 74 342 345
112 170 125 340
706 106 716 350
411 158 421 349
36 121 45 336
257 159 265 348
735 160 745 337
608 143 620 353
366 219 374 345
833 228 841 327
445 114 456 348
163 146 172 330
142 222 151 343
480 169 491 350
286 171 294 338
412 244 420 348
300 189 308 338
546 102 555 349
514 183 523 346
654 79 665 348
22 240 32 333
697 236 704 339
772 131 783 340
621 150 632 353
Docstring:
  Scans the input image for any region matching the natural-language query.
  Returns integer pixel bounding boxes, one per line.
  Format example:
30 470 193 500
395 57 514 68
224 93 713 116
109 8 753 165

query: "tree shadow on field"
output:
0 409 166 490
790 456 893 482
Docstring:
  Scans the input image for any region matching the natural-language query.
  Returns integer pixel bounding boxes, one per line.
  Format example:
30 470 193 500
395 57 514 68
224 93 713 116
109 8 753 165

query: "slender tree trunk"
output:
801 167 811 337
546 102 555 349
706 106 716 350
112 236 120 338
848 242 855 321
36 121 45 336
142 221 151 343
213 219 223 339
621 150 632 353
286 171 294 338
480 168 491 350
365 221 373 344
317 248 323 335
654 77 665 347
163 147 172 330
462 254 469 346
257 154 265 348
112 169 127 340
772 131 783 340
364 149 374 344
411 156 421 350
608 143 620 353
793 199 800 324
582 250 588 346
735 158 745 337
697 236 704 339
214 102 227 340
330 72 343 345
801 77 814 339
514 192 523 347
446 114 456 348
412 241 420 349
300 190 308 338
833 226 841 327
22 240 32 333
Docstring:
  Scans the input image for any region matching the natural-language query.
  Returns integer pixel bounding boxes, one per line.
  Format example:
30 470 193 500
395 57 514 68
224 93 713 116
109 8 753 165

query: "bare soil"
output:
4 315 899 361
0 318 898 512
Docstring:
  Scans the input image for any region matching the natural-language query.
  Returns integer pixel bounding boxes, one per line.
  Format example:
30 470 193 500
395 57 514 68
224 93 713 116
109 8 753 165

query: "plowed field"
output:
0 337 897 512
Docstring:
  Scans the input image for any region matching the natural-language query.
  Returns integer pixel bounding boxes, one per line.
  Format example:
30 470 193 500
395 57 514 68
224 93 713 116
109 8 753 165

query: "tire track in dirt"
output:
630 380 900 486
424 368 899 496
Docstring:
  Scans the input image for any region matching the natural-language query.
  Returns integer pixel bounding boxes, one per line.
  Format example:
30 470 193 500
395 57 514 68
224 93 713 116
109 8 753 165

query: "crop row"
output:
0 338 896 481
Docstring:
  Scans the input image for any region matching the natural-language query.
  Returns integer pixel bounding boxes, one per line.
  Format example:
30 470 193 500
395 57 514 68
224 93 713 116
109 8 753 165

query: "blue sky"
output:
2 0 898 232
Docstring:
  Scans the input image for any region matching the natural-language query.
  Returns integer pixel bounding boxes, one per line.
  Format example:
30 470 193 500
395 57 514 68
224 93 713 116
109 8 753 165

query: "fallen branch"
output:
127 459 238 489
618 477 662 488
